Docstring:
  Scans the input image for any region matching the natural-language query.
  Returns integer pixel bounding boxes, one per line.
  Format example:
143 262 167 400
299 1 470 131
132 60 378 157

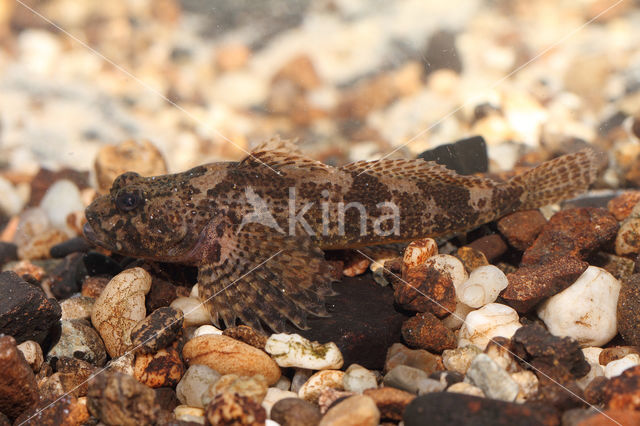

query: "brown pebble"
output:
394 263 456 317
617 274 640 346
81 275 110 298
584 376 609 406
205 392 266 426
13 395 89 426
401 312 456 353
134 347 185 388
146 278 179 311
576 408 640 426
607 191 640 221
602 365 640 410
384 343 442 375
0 335 39 420
363 387 415 421
222 325 268 350
270 397 321 426
502 256 588 313
497 209 547 250
454 246 488 273
466 234 508 262
599 346 640 366
130 306 183 354
319 394 380 426
521 208 618 265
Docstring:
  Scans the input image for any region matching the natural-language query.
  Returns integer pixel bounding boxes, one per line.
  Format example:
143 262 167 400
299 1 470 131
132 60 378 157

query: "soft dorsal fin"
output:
239 136 332 174
340 158 496 188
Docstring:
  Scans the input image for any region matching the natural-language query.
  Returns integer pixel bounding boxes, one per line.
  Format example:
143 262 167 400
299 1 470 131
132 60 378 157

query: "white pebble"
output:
577 347 605 390
511 370 539 402
265 333 343 370
403 238 438 269
604 354 640 378
537 266 621 347
343 364 378 393
194 325 223 337
458 303 521 350
447 382 484 397
0 176 25 216
442 301 474 330
16 340 43 372
170 297 211 327
176 364 222 408
40 179 84 236
457 265 508 308
174 405 205 424
582 347 604 365
298 370 344 403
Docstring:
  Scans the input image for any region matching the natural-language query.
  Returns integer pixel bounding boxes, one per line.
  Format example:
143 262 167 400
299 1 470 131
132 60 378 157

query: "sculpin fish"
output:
84 138 600 331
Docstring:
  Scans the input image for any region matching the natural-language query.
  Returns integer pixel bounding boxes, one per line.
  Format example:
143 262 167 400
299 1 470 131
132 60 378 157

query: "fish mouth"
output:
83 222 104 247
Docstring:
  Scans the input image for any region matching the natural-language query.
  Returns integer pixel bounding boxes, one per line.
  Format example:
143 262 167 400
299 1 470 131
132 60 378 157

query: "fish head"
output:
84 166 212 263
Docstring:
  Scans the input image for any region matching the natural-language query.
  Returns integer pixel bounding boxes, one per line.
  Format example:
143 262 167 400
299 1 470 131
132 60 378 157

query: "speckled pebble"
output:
203 374 268 406
298 370 345 403
60 296 94 321
465 354 519 401
205 392 266 426
265 333 343 370
130 306 183 354
402 238 438 269
134 346 185 388
270 397 321 426
442 345 483 375
176 364 221 408
48 319 107 367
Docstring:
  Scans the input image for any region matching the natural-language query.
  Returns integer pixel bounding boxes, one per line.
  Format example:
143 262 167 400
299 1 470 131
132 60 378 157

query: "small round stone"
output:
176 364 221 408
265 333 343 370
298 370 345 403
134 347 185 388
205 392 266 426
270 397 321 426
458 303 522 350
130 306 183 354
318 395 380 426
343 364 377 393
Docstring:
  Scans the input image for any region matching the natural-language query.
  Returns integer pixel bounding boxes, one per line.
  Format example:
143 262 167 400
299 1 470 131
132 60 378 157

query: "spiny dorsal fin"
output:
240 136 332 174
341 158 497 189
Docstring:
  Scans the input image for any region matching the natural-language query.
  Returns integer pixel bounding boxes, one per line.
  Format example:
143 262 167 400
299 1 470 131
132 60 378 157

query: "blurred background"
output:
0 0 639 179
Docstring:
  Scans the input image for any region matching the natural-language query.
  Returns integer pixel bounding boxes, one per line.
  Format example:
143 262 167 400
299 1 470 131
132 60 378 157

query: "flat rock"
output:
502 256 588 312
521 208 618 265
0 271 61 345
403 392 559 426
296 275 409 370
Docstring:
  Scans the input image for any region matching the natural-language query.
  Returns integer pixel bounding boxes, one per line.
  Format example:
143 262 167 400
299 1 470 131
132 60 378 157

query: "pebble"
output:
521 207 618 265
174 405 205 423
265 333 344 370
16 340 43 373
465 353 519 401
47 319 107 367
134 347 185 388
40 357 95 400
602 365 640 410
394 261 457 317
270 397 321 426
442 345 482 375
194 324 223 337
496 210 547 251
615 207 640 255
291 368 314 394
455 246 489 273
342 364 378 393
604 354 640 378
176 364 222 408
511 370 539 402
441 300 474 330
466 234 508 263
81 275 110 298
617 273 640 345
446 382 485 397
0 335 39 420
363 387 415 421
205 392 266 426
105 352 135 376
383 365 445 395
91 267 152 357
204 374 268 406
170 297 211 327
404 392 559 426
537 266 621 347
423 254 468 290
484 337 519 373
607 191 640 221
94 140 168 193
18 228 69 260
456 265 508 308
401 312 456 353
458 303 522 350
0 176 24 216
502 256 589 313
384 343 442 376
298 370 344 403
600 346 640 365
0 270 61 345
87 371 159 425
318 395 380 426
511 323 590 383
59 295 94 321
130 306 183 354
145 277 179 312
402 238 438 269
223 325 267 349
182 334 281 385
39 179 84 236
13 395 90 425
261 388 298 417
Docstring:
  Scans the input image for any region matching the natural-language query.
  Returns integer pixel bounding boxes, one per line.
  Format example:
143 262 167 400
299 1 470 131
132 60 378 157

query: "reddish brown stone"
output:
364 387 415 421
146 278 179 312
401 312 456 353
501 256 589 312
455 246 489 273
81 276 110 298
0 335 39 420
607 191 640 221
602 365 640 410
617 274 640 346
394 264 456 317
467 234 508 262
13 395 90 426
584 376 609 406
521 208 618 265
222 325 267 350
599 346 640 366
577 409 640 426
497 210 548 251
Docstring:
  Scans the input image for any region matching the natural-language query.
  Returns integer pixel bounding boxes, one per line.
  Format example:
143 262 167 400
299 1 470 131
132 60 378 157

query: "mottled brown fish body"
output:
84 138 600 331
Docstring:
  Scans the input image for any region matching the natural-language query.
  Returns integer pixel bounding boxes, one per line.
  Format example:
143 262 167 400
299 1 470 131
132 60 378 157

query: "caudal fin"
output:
508 149 602 211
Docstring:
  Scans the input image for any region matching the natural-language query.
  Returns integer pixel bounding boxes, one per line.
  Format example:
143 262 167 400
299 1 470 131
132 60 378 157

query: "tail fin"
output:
508 149 601 211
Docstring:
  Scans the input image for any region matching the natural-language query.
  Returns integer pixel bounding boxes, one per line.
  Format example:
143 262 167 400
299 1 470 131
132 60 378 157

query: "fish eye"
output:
115 190 143 212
